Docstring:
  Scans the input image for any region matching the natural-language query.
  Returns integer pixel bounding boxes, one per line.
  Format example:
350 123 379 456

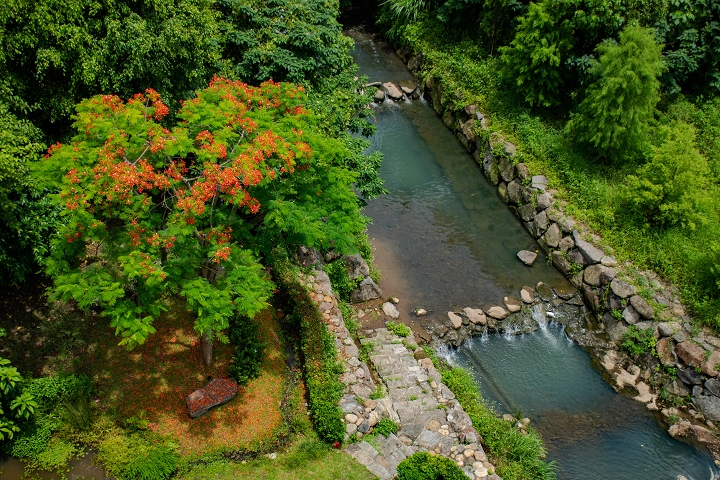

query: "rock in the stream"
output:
448 312 463 329
399 80 417 95
517 250 537 266
187 378 238 418
463 307 486 325
520 286 535 303
536 282 554 301
382 82 403 100
383 302 400 319
350 277 382 303
373 89 386 103
503 296 522 313
486 306 508 320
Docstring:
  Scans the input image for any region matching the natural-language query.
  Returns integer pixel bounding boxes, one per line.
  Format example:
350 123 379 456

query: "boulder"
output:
486 306 508 319
622 305 641 325
408 54 423 71
297 246 323 267
610 279 636 299
517 250 538 266
706 378 720 397
382 82 403 100
666 378 691 397
442 110 455 128
187 378 238 418
656 337 677 366
463 307 486 325
567 249 587 267
583 264 606 287
657 322 681 337
520 286 535 304
572 232 604 264
518 203 536 222
600 267 618 285
515 163 530 180
629 295 655 319
507 181 522 205
534 210 549 233
498 157 515 183
669 420 718 445
559 217 576 233
343 253 370 279
601 255 619 267
536 282 554 301
503 297 522 313
350 277 382 303
544 223 561 248
531 175 548 190
373 89 386 103
582 286 603 313
702 350 720 377
536 192 552 210
558 236 575 253
677 367 704 385
692 394 720 422
383 302 400 319
448 312 463 330
503 142 517 158
399 80 417 95
676 341 705 367
498 182 509 203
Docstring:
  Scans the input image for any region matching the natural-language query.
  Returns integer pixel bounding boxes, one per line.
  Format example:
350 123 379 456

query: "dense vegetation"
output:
0 0 383 475
379 0 720 328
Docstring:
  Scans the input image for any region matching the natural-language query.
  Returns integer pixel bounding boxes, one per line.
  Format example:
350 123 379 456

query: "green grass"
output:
395 17 720 330
178 435 375 480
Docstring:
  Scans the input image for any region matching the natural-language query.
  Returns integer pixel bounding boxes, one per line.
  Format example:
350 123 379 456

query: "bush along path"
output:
295 267 501 480
385 42 720 458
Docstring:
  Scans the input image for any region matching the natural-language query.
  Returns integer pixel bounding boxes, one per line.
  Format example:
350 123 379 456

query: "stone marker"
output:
187 378 238 418
517 250 537 266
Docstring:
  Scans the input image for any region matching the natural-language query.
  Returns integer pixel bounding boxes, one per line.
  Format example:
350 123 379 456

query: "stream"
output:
349 28 719 480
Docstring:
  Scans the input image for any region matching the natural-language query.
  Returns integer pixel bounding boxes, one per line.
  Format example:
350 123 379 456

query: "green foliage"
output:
0 0 223 136
97 432 179 480
386 321 412 338
27 437 78 472
621 325 657 356
625 122 711 229
228 316 266 386
396 451 468 480
373 418 399 436
325 259 359 301
499 0 573 107
567 25 665 160
276 260 344 443
369 385 385 400
218 0 353 86
0 358 37 444
282 435 330 468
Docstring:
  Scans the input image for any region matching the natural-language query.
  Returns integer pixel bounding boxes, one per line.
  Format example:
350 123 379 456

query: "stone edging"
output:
373 40 720 458
296 267 502 479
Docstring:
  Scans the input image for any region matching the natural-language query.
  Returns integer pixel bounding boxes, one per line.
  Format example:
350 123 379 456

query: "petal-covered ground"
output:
86 303 285 456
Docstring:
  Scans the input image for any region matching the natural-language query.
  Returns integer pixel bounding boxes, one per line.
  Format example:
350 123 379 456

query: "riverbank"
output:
345 24 720 463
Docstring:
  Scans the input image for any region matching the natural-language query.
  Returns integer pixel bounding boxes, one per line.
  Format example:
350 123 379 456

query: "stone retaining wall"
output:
379 42 720 458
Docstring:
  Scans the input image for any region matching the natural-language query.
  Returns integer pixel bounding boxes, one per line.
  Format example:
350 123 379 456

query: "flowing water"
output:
349 29 719 479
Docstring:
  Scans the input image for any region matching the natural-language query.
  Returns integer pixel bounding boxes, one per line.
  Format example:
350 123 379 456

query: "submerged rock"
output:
517 250 537 266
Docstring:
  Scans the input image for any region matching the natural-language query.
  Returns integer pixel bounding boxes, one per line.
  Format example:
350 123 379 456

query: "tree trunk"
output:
201 331 213 367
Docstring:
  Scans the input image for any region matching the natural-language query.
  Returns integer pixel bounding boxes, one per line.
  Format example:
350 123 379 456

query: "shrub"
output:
387 321 412 338
98 432 178 480
621 325 657 357
325 259 359 301
275 259 345 444
373 418 399 437
396 451 468 480
228 315 266 386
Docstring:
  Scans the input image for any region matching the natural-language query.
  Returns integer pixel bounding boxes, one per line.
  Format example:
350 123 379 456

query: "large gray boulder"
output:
610 279 636 299
343 253 370 279
629 295 655 319
693 394 720 422
350 277 382 303
517 250 538 266
544 223 561 248
572 231 605 264
297 246 323 267
373 88 386 103
382 82 403 100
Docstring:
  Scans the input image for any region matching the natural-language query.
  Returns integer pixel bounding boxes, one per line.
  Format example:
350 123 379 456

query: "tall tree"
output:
39 78 367 365
499 0 574 107
567 25 666 160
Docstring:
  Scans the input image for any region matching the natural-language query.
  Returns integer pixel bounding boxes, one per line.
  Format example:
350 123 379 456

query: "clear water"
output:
349 30 719 480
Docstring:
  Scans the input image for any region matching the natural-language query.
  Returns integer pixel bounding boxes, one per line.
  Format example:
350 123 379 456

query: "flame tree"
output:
39 77 367 365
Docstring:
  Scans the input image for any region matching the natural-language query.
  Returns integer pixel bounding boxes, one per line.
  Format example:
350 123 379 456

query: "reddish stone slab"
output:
187 378 238 418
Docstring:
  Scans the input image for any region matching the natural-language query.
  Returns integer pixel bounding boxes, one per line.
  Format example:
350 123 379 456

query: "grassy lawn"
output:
180 435 375 480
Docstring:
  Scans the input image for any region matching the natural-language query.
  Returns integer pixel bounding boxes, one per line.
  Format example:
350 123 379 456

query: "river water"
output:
349 29 719 480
